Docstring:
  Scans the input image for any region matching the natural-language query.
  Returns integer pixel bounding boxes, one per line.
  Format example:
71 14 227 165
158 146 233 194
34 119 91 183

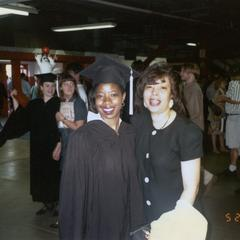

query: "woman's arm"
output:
52 141 61 161
10 89 19 110
56 112 85 130
217 95 240 104
179 158 201 205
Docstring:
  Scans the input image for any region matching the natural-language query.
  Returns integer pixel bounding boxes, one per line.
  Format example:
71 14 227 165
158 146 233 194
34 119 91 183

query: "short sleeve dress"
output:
132 110 203 223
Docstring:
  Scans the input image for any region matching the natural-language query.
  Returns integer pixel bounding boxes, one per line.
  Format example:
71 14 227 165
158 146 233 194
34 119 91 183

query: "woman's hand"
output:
10 89 19 110
10 89 18 98
56 112 65 122
52 142 61 161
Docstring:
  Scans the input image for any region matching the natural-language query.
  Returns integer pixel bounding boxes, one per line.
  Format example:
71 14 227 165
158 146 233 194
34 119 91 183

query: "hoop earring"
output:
122 102 125 107
143 101 147 108
169 99 174 109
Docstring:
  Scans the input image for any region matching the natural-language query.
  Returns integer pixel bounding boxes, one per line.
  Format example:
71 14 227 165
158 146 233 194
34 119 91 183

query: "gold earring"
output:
169 99 174 108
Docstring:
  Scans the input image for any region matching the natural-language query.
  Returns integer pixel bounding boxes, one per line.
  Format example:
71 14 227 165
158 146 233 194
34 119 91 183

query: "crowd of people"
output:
1 56 240 240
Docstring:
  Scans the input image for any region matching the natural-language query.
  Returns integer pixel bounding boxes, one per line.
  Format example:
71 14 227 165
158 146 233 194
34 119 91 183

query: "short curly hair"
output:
135 63 186 116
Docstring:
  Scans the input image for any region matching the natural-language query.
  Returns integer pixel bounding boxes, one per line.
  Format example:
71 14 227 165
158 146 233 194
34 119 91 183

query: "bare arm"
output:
52 142 61 161
56 112 85 130
179 158 201 205
217 95 240 104
10 89 19 110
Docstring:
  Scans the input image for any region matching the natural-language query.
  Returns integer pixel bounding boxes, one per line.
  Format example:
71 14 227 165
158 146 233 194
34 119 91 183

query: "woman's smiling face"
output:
143 76 172 115
40 82 56 98
95 83 125 122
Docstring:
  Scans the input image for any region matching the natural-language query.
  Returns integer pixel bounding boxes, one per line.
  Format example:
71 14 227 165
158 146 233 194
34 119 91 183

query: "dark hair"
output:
20 73 29 82
181 63 200 80
131 60 146 73
229 67 240 79
135 63 186 116
214 75 226 90
89 83 125 113
65 62 83 74
59 73 79 100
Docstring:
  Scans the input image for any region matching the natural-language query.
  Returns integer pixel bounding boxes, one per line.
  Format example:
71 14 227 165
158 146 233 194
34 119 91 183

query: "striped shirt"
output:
225 80 240 114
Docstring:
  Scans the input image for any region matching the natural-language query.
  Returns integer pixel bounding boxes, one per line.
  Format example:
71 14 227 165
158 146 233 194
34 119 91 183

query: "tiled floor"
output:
203 152 240 240
0 136 239 240
0 139 58 240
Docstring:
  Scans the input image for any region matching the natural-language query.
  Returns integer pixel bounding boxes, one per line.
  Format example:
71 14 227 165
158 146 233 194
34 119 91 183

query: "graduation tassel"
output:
56 74 60 97
129 68 134 115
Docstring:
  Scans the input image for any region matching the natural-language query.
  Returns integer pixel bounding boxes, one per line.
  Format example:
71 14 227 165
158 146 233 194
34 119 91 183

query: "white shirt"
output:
225 80 240 114
35 54 56 74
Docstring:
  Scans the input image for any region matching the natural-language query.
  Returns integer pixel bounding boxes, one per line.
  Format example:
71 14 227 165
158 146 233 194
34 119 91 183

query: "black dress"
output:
132 110 203 223
0 97 60 203
59 120 145 240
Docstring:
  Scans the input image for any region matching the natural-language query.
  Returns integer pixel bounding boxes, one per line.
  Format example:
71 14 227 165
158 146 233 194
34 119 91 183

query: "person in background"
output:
207 76 228 153
31 76 40 99
180 63 215 190
0 73 61 215
59 56 145 240
53 73 87 170
35 47 56 74
180 63 204 130
20 73 32 99
132 64 207 239
66 62 89 109
0 80 7 129
205 73 218 103
50 73 87 228
224 69 240 175
7 73 32 99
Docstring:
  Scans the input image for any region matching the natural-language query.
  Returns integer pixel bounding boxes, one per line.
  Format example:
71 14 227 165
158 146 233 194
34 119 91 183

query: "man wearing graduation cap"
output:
59 56 145 240
0 73 61 214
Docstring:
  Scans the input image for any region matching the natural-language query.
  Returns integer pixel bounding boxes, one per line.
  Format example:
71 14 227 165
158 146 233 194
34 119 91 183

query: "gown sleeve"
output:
129 150 146 231
0 104 31 146
59 129 89 240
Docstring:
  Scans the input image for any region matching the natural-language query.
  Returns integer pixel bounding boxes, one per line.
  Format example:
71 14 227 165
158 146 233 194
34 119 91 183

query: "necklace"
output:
153 112 172 130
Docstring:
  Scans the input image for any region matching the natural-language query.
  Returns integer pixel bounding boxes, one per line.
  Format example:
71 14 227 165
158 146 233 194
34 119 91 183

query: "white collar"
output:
87 111 122 126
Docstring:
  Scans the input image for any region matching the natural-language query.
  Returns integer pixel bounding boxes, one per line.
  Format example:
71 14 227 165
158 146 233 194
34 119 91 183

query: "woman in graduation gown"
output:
0 73 61 213
59 56 145 240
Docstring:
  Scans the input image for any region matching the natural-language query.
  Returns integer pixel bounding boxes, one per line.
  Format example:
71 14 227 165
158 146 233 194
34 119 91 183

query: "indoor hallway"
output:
0 137 239 240
0 138 58 240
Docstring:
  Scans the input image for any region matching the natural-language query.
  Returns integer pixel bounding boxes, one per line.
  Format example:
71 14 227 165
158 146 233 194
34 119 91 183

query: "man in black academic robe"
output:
0 91 60 209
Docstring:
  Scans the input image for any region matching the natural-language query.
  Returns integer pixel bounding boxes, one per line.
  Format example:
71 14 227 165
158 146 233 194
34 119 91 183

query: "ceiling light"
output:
186 42 197 47
0 7 29 16
52 22 117 32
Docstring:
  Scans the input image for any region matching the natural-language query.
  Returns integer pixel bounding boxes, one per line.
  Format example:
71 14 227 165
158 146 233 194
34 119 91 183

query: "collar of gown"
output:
87 111 122 125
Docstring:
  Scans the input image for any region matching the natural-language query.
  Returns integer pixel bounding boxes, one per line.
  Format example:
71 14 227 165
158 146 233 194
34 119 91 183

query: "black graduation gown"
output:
0 97 60 203
59 120 145 240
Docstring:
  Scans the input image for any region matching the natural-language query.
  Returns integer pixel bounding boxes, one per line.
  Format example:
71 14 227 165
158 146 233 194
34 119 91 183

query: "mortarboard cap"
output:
36 73 57 84
80 56 139 89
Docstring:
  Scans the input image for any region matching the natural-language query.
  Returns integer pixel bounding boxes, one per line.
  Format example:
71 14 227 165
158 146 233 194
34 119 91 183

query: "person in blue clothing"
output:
50 73 88 228
20 73 32 98
53 73 87 170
